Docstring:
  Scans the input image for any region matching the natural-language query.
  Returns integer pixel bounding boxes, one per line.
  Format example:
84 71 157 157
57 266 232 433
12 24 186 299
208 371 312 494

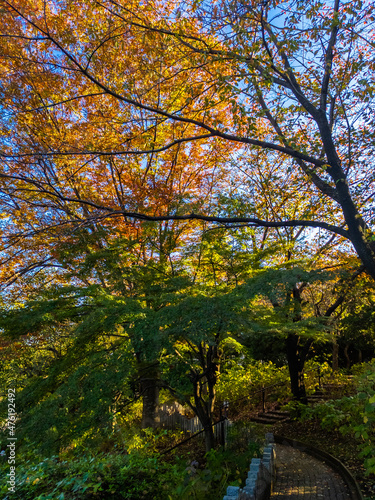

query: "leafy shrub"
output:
349 367 375 476
0 423 260 500
303 360 354 395
0 451 182 499
216 361 289 405
171 435 260 500
302 399 353 430
281 400 310 420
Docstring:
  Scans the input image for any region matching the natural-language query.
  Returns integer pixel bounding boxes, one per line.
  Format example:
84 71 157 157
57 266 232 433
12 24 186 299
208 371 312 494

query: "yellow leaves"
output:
0 0 373 287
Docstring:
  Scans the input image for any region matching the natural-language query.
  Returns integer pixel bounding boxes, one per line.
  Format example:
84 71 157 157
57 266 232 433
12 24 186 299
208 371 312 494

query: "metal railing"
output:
161 417 230 455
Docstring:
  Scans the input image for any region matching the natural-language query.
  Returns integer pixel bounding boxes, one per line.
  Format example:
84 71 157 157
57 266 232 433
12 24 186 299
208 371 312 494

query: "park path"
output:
271 443 352 500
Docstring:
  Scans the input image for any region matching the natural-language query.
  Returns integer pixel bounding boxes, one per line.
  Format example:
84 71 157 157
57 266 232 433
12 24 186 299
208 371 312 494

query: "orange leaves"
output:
0 0 375 286
0 1 229 287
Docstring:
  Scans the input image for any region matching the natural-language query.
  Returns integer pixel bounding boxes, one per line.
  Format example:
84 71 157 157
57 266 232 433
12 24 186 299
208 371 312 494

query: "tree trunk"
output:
344 344 351 369
332 340 339 371
193 405 215 452
204 424 215 452
286 334 308 403
188 345 219 452
314 110 375 280
140 362 160 429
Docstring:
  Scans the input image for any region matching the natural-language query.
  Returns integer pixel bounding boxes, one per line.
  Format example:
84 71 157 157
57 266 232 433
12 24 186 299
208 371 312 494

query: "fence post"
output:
220 419 225 449
221 401 229 449
223 400 229 419
261 387 266 413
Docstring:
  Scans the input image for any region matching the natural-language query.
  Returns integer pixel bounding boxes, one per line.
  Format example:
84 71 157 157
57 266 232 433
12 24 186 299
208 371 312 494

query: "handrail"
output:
216 366 325 410
216 377 289 409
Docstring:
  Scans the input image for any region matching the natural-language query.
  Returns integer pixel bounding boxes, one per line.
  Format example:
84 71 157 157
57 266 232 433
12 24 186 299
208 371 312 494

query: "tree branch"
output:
0 134 214 158
2 1 324 168
320 0 340 112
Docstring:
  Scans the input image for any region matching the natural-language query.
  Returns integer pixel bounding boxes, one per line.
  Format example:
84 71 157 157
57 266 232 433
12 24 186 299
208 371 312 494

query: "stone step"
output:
263 411 290 420
249 411 290 425
249 415 277 425
321 383 348 391
307 394 329 401
266 410 290 417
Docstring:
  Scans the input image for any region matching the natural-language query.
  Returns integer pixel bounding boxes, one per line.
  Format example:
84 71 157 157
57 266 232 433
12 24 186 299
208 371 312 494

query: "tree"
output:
0 257 242 452
337 274 375 366
158 288 249 452
0 0 374 282
181 208 364 401
0 284 139 453
43 225 199 430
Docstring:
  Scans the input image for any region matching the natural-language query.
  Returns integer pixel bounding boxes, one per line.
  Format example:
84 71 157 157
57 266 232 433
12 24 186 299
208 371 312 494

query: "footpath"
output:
271 443 353 500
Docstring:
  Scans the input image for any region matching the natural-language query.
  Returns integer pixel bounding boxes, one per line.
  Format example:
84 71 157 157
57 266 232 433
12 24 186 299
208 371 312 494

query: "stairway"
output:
307 393 326 404
248 381 350 425
307 387 339 404
249 410 290 425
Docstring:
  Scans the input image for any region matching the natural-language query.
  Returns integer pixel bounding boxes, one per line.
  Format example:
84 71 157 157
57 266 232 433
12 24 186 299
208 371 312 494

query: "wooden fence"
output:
157 403 203 434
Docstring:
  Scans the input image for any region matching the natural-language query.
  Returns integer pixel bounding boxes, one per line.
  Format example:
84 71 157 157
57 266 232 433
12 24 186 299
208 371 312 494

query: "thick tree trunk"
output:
336 185 375 279
140 363 160 429
193 390 216 452
286 334 308 403
204 424 215 452
193 402 216 452
195 410 215 452
315 113 375 280
344 345 351 369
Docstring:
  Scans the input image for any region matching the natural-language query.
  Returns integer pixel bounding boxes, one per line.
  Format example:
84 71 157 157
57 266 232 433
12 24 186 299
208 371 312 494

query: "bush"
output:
350 365 375 476
216 361 289 405
0 423 261 500
0 451 182 499
170 432 261 500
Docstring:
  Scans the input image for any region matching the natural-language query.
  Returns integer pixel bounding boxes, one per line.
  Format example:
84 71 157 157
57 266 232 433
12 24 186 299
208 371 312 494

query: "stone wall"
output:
223 433 276 500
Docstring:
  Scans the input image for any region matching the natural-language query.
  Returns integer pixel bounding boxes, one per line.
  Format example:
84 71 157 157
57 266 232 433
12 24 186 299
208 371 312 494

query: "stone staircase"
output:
249 410 290 425
306 390 327 404
307 384 347 404
248 379 350 425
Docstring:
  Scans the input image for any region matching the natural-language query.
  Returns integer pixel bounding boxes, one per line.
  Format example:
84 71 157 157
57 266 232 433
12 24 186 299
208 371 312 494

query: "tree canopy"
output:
0 0 374 281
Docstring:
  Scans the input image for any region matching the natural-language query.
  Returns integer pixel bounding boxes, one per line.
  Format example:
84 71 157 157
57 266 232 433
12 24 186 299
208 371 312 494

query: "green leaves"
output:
0 450 184 500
